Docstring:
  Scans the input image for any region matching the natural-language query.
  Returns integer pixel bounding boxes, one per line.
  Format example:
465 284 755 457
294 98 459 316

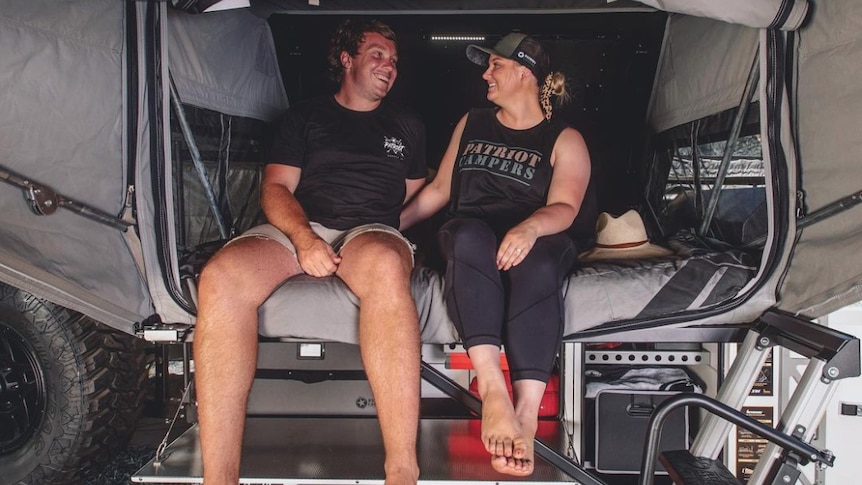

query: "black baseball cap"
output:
466 33 549 82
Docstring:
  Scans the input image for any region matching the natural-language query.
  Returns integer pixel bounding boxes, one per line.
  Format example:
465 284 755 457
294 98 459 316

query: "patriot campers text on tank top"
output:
447 108 568 232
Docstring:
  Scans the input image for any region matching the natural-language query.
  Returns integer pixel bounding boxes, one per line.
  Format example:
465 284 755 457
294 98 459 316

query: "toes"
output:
484 435 516 457
502 437 514 457
490 455 509 473
490 456 534 477
515 457 534 473
512 438 527 459
493 439 504 456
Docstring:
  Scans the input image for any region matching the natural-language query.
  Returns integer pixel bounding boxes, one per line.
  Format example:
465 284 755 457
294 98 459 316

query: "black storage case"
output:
594 390 691 474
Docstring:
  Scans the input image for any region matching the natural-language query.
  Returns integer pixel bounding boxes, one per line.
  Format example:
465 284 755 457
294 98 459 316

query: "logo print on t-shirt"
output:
457 139 540 185
383 136 405 159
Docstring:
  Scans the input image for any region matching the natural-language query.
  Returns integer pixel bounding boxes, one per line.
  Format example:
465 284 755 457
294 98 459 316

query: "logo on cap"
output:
517 50 536 67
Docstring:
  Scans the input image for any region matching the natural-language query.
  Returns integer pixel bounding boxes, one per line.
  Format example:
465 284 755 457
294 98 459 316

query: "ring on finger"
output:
515 247 522 253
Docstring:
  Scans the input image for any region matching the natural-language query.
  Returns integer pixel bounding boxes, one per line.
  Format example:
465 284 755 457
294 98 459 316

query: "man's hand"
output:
295 236 342 277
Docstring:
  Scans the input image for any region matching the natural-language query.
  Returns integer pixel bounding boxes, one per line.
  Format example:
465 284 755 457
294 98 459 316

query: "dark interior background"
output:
268 12 667 242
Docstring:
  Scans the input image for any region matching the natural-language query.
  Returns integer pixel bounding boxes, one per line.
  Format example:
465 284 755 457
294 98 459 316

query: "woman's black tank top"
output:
447 108 568 232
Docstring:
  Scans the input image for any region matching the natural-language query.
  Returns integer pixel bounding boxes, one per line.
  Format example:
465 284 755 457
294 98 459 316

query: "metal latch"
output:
136 322 193 342
1 163 131 231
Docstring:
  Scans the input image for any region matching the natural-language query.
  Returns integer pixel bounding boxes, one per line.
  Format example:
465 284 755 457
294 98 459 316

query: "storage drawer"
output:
247 378 376 415
247 341 376 416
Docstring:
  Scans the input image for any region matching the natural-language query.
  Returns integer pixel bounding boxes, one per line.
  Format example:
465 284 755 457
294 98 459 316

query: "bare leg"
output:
467 344 529 472
336 232 421 485
502 379 547 476
194 238 301 485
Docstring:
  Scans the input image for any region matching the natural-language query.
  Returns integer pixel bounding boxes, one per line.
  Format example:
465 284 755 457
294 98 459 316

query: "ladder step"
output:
659 450 742 485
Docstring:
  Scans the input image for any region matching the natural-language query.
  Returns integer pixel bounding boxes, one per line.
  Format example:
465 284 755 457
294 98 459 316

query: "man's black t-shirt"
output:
269 96 427 230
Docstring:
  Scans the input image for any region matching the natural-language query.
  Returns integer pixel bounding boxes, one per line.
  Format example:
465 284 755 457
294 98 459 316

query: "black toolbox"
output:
594 390 692 474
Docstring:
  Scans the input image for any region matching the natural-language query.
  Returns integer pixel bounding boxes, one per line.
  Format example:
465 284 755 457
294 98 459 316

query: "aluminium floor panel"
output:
132 417 583 484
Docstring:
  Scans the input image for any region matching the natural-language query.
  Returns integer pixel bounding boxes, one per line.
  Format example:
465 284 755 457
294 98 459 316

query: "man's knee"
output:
198 238 296 303
338 234 412 297
201 240 253 279
198 248 237 290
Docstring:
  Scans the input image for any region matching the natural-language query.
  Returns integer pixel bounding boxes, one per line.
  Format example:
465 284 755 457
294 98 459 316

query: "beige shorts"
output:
229 222 416 266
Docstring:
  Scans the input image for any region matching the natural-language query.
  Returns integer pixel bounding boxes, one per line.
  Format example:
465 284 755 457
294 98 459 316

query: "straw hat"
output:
578 210 674 262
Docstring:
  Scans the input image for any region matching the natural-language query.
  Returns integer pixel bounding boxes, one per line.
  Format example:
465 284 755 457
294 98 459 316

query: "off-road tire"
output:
0 283 149 485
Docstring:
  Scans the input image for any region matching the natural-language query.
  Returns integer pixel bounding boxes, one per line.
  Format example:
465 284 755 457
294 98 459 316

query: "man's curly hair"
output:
327 19 397 83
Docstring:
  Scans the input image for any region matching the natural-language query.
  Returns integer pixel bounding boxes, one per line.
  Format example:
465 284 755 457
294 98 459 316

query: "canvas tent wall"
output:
0 0 150 332
133 3 288 325
636 0 862 320
777 1 862 317
0 1 286 330
642 0 862 320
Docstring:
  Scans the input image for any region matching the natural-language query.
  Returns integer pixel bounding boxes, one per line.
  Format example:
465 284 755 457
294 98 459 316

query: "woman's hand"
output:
497 223 539 271
493 126 591 271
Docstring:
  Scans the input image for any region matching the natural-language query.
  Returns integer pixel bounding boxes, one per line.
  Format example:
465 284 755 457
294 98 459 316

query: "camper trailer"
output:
1 1 860 484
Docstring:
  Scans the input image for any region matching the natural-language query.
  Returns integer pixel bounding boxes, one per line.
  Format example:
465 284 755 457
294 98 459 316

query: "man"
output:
193 19 426 485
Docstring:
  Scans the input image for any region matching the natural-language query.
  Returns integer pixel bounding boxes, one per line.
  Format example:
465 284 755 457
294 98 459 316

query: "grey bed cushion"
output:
561 250 757 333
258 267 459 344
257 246 758 344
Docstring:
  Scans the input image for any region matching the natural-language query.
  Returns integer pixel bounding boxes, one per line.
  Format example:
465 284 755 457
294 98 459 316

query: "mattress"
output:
257 236 758 344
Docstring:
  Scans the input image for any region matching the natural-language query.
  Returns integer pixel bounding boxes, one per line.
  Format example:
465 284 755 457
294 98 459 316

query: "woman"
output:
401 33 591 476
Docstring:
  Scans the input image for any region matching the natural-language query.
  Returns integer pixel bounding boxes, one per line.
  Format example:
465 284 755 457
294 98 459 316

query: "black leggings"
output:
438 217 576 383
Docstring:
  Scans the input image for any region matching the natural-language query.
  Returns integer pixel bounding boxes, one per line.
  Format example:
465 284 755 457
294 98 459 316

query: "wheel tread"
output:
0 283 149 485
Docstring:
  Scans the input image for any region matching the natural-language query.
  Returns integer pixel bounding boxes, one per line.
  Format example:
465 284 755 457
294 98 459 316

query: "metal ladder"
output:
640 309 860 485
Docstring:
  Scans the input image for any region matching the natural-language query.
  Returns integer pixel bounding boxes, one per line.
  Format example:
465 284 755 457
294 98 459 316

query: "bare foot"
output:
480 388 528 460
490 413 538 476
